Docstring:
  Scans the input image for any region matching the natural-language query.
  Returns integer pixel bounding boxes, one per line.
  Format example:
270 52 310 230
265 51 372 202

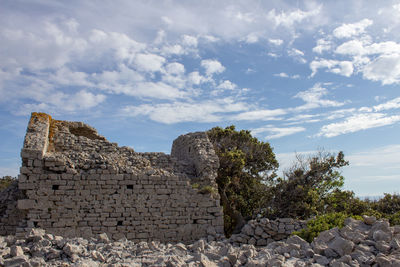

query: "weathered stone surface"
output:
328 236 354 257
0 112 224 243
3 255 29 267
363 215 376 225
10 245 23 257
0 218 397 267
230 218 307 246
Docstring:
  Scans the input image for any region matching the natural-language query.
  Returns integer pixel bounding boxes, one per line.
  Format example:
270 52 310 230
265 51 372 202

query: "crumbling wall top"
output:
14 112 224 242
21 112 51 159
171 132 219 185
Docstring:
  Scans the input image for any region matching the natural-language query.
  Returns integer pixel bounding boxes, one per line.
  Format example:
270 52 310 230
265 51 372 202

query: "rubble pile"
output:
1 216 399 267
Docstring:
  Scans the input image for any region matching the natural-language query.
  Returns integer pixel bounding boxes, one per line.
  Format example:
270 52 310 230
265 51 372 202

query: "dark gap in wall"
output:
127 185 133 189
52 185 59 190
117 221 123 226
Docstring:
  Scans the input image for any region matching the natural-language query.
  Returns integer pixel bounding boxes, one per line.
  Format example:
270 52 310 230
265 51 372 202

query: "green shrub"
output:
371 193 400 214
387 211 400 226
0 176 15 191
293 212 362 243
191 183 200 189
267 151 349 220
199 185 217 195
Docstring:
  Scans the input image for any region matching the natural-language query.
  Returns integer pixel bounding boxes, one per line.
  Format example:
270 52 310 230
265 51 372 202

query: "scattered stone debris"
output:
0 216 399 266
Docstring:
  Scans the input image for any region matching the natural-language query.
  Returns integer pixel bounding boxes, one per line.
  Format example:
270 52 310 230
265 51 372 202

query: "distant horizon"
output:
1 1 400 196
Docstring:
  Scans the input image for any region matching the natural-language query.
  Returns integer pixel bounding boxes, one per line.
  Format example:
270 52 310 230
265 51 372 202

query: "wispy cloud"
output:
252 125 305 139
232 109 287 121
274 72 300 79
317 113 400 137
293 83 346 111
121 98 248 124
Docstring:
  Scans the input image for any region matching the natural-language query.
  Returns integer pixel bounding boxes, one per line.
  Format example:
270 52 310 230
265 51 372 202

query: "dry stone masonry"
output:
230 217 307 247
13 112 224 243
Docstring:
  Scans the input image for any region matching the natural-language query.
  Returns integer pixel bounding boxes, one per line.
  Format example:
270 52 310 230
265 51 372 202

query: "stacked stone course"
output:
11 112 224 243
230 217 307 246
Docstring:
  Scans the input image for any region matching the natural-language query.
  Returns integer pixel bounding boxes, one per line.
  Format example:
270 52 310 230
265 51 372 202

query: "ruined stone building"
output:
0 113 224 242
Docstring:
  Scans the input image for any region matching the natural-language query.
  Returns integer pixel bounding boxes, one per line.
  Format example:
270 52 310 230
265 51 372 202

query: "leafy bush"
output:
293 212 362 243
207 126 278 236
198 185 217 195
191 183 200 189
0 176 16 191
371 193 400 214
387 211 400 226
266 151 349 219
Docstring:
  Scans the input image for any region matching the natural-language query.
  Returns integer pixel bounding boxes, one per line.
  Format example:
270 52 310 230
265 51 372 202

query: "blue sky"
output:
1 0 400 196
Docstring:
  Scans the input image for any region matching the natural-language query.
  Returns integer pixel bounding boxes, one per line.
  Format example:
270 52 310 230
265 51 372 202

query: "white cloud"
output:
252 126 305 139
165 62 185 75
373 97 400 111
93 64 144 93
289 48 304 57
89 30 145 62
232 109 286 121
267 6 321 28
161 44 185 55
318 113 400 137
187 71 208 85
50 67 92 87
333 19 373 39
274 72 289 78
313 38 332 54
154 30 166 44
15 90 106 115
336 40 400 57
267 52 279 58
288 48 306 64
131 82 187 99
182 35 198 47
362 54 400 85
335 39 367 56
274 72 300 79
244 33 259 44
217 80 237 90
201 59 225 76
133 53 166 72
294 83 345 110
121 98 248 124
324 108 357 120
347 144 400 168
66 90 106 110
285 114 321 125
333 37 400 84
310 59 354 77
268 38 283 46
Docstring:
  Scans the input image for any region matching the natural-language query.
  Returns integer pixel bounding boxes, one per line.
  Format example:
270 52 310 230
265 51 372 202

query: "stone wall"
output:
13 112 224 243
230 217 307 246
0 182 27 235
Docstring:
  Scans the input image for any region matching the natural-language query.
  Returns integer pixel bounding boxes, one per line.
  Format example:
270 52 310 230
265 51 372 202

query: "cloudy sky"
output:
1 0 400 196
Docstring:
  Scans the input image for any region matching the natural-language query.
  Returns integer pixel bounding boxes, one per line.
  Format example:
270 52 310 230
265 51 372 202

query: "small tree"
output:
207 126 279 236
266 151 349 219
0 176 16 191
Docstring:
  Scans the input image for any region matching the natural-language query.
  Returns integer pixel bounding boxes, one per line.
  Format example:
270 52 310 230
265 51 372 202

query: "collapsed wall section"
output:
16 112 224 242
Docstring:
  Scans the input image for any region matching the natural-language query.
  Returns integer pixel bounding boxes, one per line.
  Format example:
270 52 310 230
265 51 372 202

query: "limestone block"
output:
17 199 35 210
